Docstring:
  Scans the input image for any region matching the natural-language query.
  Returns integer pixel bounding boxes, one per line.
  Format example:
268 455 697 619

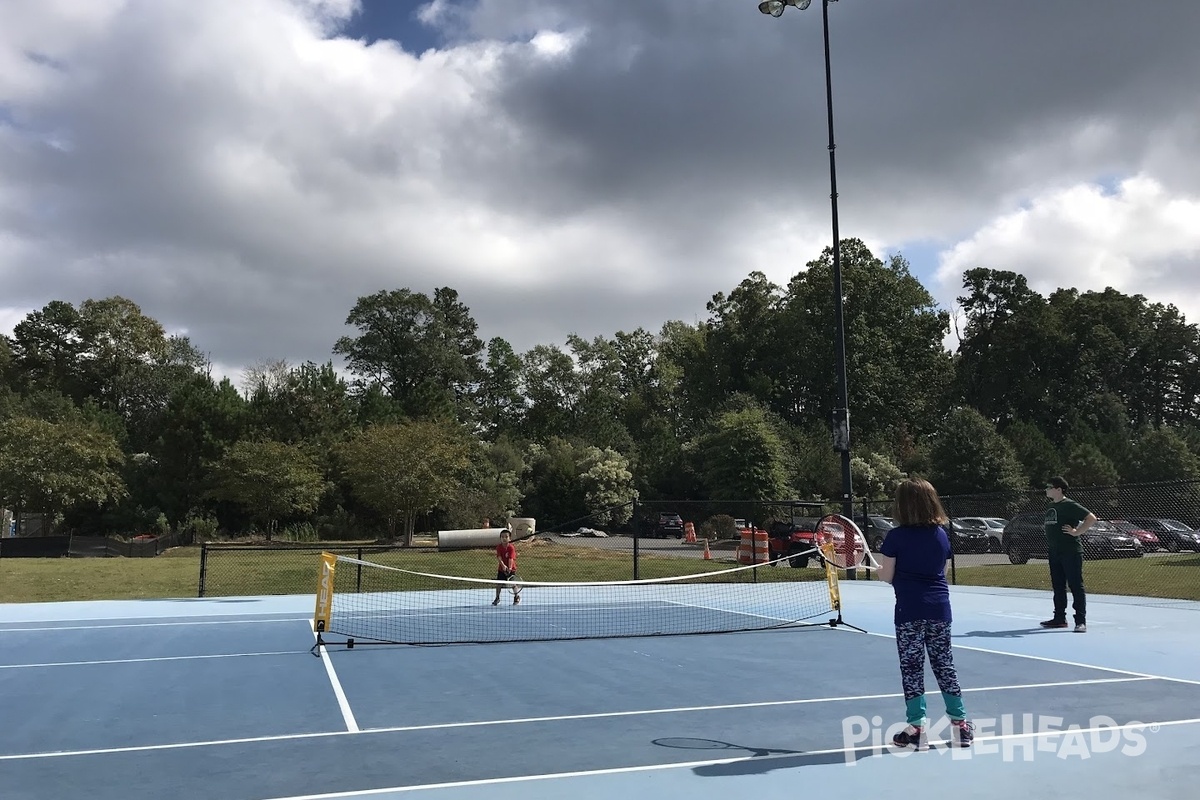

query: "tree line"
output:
2 238 1199 541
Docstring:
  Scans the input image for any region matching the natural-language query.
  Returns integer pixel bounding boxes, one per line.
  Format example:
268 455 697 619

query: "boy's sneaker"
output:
951 719 974 748
892 725 925 749
1075 623 1087 633
1040 618 1068 628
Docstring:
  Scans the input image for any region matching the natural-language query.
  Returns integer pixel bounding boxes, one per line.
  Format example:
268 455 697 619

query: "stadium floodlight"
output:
758 0 813 16
753 0 855 559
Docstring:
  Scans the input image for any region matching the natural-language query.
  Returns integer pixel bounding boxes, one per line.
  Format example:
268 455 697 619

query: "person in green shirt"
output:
1040 476 1095 632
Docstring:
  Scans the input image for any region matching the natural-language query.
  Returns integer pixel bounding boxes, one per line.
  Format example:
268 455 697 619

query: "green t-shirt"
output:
1045 499 1088 555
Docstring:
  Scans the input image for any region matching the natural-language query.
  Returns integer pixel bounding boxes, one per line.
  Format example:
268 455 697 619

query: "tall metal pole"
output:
822 0 853 524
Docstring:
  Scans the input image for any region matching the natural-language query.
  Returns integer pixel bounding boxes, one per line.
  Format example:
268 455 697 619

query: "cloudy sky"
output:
3 0 1199 384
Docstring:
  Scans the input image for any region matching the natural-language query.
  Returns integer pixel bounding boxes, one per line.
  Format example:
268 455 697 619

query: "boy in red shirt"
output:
493 528 520 605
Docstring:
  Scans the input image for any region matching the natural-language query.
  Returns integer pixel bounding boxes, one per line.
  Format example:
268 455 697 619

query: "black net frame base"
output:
308 610 866 656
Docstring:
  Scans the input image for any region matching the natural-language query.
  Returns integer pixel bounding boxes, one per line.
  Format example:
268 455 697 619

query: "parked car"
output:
947 518 995 554
1124 517 1200 553
856 515 896 551
1002 512 1144 563
652 512 685 538
1110 521 1160 551
953 516 1006 553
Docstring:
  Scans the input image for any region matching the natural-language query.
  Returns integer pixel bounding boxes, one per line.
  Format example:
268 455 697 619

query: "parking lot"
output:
543 531 1186 568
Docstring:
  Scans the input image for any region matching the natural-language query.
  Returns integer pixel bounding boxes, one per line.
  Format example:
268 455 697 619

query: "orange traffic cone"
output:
703 538 711 560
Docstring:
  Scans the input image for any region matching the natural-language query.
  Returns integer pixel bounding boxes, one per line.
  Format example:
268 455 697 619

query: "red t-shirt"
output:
496 542 516 571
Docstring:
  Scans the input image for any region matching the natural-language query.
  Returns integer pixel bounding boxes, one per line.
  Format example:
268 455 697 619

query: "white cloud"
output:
935 175 1200 347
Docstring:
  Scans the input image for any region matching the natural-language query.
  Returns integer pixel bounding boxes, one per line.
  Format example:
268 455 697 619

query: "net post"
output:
312 551 336 653
197 543 208 597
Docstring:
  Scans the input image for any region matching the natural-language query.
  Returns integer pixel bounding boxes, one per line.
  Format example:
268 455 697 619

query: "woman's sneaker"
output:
951 719 975 747
892 725 924 749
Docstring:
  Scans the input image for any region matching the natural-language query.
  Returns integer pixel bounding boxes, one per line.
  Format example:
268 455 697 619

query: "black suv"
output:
652 512 685 538
1002 512 1144 563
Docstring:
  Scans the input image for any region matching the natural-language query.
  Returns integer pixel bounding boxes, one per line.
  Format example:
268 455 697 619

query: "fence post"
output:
356 547 363 593
631 498 640 581
198 544 209 597
945 505 958 586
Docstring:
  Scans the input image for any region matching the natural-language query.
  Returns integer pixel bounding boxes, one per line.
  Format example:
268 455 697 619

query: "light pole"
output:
758 0 854 532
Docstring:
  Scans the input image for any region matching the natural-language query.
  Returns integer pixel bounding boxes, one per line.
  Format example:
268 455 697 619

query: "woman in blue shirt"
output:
877 478 974 749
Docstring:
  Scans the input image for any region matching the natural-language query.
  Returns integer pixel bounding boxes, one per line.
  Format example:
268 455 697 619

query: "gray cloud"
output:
2 0 1198 382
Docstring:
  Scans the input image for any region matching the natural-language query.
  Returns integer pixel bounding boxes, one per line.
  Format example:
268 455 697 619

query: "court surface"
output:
2 580 1199 799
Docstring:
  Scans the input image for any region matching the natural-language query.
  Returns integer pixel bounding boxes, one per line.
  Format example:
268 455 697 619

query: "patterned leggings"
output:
896 620 966 727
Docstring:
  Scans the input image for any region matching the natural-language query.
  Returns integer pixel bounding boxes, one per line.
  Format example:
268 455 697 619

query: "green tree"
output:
150 374 248 524
567 334 634 453
476 338 525 438
693 406 790 513
521 438 589 528
443 437 526 530
8 301 88 401
337 420 474 544
775 243 952 442
953 269 1066 430
850 451 906 500
205 440 327 536
0 415 126 523
333 288 484 421
927 408 1027 495
519 344 580 443
577 446 636 529
245 360 355 454
1124 427 1200 483
1063 443 1120 488
1002 420 1062 487
703 271 784 408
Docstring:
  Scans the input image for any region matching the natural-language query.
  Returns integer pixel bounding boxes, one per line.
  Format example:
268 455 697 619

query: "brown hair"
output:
894 477 949 527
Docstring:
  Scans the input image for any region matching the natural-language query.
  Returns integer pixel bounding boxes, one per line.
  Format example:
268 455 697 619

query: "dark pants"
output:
1049 550 1086 624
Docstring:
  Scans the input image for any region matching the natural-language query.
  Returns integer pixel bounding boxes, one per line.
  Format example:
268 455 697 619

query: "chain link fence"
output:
195 501 855 598
194 481 1200 602
938 480 1200 600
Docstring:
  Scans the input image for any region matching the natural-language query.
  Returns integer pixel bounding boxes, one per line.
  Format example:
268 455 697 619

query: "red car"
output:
1111 521 1160 551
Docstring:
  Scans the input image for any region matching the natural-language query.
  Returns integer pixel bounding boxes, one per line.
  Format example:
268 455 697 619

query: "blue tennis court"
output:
2 583 1199 800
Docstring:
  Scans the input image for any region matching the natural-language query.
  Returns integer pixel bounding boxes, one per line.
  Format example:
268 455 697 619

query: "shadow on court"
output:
954 628 1059 639
658 738 980 777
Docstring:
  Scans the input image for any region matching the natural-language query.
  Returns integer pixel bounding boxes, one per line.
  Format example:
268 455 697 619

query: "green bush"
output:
702 514 738 540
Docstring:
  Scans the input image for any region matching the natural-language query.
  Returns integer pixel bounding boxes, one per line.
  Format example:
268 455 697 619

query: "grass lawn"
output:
952 554 1200 601
2 543 1197 604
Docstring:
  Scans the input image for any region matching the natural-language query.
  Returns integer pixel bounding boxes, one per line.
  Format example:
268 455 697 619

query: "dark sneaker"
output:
1040 618 1068 628
1075 623 1087 633
892 725 924 749
492 598 500 606
951 720 974 747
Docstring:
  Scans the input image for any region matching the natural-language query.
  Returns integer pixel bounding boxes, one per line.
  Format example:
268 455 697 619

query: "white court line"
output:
0 650 305 670
260 716 1200 800
837 626 1200 687
0 675 1157 761
316 630 359 733
0 617 312 633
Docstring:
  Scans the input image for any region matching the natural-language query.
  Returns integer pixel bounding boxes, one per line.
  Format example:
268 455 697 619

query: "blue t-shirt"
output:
878 524 952 624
